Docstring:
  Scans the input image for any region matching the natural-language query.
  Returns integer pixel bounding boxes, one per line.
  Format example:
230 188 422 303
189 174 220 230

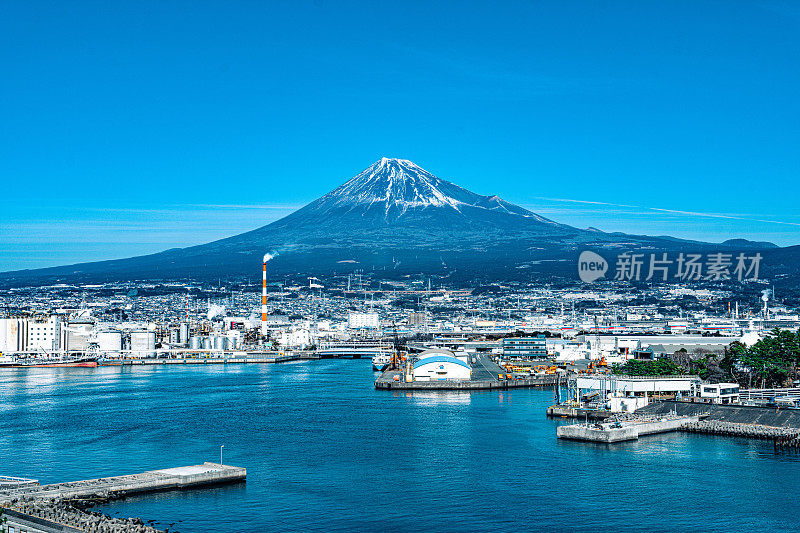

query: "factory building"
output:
412 349 471 382
502 335 547 358
575 374 702 413
348 313 379 329
27 316 62 352
65 316 94 351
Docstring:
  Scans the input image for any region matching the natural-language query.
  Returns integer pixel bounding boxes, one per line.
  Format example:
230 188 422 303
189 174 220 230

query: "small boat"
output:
372 352 392 372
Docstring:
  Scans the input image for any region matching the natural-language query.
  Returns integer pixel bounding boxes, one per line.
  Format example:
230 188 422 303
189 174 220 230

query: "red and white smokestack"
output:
261 254 273 336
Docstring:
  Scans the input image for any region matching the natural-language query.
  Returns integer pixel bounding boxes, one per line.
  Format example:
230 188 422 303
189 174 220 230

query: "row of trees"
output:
611 328 800 388
723 329 800 388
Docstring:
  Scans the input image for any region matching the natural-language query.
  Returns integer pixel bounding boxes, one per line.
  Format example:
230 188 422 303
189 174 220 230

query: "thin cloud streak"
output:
529 197 800 227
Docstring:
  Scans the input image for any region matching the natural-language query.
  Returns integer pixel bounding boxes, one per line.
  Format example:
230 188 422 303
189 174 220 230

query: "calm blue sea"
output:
1 360 798 532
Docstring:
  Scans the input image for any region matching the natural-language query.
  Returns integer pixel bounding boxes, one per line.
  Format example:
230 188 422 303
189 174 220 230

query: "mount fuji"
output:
1 157 793 286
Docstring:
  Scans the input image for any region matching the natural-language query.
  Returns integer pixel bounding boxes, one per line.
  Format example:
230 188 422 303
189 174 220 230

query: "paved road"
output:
470 353 504 381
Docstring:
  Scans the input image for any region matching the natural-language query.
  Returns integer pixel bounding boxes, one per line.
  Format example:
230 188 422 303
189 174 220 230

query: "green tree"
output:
612 358 681 376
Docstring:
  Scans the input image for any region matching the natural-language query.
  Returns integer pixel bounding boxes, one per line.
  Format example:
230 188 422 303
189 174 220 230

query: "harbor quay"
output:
558 400 800 445
375 369 558 390
0 463 246 533
101 352 313 366
374 350 560 390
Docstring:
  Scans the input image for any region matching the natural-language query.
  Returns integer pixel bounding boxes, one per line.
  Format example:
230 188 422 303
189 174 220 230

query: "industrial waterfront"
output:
2 360 800 532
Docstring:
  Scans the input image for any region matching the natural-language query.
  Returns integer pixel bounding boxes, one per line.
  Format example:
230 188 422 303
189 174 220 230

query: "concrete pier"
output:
546 404 613 420
557 415 700 443
0 463 246 504
375 370 558 390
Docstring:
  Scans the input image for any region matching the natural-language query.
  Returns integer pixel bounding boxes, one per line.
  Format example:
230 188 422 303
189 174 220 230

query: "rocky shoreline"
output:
4 497 165 532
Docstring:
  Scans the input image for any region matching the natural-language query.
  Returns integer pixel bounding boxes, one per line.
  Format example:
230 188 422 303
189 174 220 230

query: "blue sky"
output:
1 1 799 271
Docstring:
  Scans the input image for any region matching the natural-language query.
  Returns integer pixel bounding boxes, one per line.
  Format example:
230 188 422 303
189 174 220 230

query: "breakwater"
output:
3 501 162 533
681 420 800 439
0 463 245 533
638 400 800 428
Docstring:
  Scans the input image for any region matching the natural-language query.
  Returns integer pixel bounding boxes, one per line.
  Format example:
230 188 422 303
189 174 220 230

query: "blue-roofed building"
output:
412 348 471 382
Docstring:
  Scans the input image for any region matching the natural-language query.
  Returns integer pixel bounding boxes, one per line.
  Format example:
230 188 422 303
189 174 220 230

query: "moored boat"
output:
372 352 392 372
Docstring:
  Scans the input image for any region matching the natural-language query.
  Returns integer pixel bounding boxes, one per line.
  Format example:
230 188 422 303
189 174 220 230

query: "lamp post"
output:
220 445 225 465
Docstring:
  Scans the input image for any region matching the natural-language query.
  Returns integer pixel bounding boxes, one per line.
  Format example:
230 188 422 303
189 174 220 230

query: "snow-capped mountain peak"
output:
310 157 556 224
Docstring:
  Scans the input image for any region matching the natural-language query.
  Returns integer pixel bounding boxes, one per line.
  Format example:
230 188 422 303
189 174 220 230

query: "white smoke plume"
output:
207 303 226 320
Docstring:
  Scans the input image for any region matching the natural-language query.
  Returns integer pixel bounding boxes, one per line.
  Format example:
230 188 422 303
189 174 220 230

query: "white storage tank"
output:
96 330 122 352
202 337 212 350
0 319 28 353
130 330 156 357
180 323 190 344
212 336 227 351
189 336 203 350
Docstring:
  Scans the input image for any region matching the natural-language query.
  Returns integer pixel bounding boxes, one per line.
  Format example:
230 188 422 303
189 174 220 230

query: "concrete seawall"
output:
639 400 800 429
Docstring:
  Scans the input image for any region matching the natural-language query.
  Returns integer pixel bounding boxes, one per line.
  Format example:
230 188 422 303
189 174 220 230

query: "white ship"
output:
372 352 392 372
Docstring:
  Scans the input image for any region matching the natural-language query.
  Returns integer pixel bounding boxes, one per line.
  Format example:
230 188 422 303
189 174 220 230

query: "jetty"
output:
557 414 700 443
0 463 246 504
546 404 613 420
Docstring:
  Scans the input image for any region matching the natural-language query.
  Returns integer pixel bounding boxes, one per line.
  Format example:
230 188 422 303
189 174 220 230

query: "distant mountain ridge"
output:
0 158 793 286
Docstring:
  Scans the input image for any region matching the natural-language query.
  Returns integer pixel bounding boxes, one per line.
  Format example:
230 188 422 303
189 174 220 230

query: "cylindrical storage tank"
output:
189 336 202 350
0 319 7 352
202 337 212 350
228 337 238 350
130 330 156 357
212 336 225 351
96 330 122 352
5 319 28 352
180 323 190 344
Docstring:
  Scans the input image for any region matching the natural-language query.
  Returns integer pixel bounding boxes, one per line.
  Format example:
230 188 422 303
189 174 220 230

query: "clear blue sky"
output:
1 1 799 271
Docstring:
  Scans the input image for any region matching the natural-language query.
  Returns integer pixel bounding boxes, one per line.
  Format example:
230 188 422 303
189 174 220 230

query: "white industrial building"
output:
27 316 63 352
65 317 93 351
412 349 471 382
348 313 379 329
575 374 702 413
279 328 312 349
699 383 740 404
